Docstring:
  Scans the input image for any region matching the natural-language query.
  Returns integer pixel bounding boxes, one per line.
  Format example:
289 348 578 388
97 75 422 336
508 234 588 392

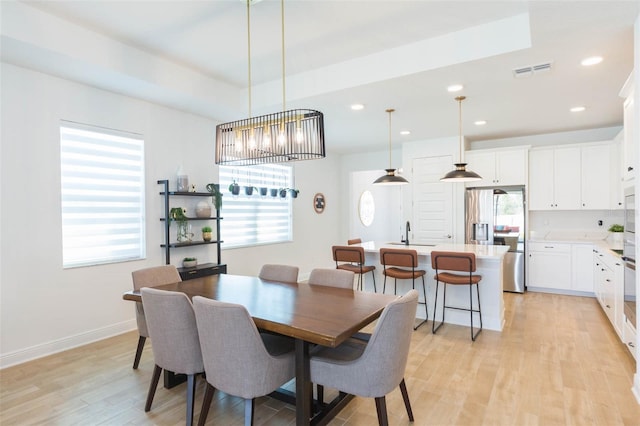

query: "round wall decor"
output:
313 193 326 214
358 190 375 226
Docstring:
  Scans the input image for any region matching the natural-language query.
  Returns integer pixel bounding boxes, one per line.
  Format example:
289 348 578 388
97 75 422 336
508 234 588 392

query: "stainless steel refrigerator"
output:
465 186 525 293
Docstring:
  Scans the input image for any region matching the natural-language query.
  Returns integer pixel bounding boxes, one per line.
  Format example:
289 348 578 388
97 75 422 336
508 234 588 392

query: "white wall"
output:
0 63 342 367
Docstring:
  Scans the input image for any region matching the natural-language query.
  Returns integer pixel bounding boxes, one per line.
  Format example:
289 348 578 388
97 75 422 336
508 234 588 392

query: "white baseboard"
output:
0 319 136 369
633 373 640 405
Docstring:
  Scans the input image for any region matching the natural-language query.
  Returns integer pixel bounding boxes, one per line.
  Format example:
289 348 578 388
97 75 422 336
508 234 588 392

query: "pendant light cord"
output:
247 0 252 118
387 108 395 169
281 0 286 112
456 96 466 163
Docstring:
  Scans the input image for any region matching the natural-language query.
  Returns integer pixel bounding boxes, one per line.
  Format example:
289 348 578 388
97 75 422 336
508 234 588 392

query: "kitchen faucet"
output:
405 221 410 245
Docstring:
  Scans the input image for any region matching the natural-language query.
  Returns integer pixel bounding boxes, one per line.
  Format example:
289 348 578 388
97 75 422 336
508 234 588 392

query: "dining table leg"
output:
295 339 312 426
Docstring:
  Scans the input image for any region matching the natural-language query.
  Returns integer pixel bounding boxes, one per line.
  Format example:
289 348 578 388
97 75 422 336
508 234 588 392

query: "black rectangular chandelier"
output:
215 108 325 166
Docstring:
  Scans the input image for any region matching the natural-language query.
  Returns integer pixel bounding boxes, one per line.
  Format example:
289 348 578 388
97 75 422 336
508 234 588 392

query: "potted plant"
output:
170 207 191 242
202 226 212 242
270 188 278 197
289 188 300 199
228 180 240 195
182 257 197 268
279 188 288 198
259 187 268 196
205 183 223 210
244 186 257 196
608 224 624 249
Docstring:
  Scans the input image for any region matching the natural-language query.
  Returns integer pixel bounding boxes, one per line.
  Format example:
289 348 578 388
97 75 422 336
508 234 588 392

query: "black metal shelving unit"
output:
158 179 226 280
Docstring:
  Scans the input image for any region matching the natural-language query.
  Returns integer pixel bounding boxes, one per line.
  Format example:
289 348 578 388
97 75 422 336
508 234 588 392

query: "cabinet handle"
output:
628 166 634 172
544 246 554 249
630 342 636 348
606 304 611 308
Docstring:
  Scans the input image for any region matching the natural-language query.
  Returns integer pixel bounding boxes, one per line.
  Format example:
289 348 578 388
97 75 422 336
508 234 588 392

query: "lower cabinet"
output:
593 247 624 338
528 242 571 290
623 318 637 360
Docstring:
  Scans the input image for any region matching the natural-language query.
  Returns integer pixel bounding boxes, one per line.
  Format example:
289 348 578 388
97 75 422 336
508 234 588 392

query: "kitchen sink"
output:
387 242 436 246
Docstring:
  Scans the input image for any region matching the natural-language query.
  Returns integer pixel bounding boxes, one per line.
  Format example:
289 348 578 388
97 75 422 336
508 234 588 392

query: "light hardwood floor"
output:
1 292 639 425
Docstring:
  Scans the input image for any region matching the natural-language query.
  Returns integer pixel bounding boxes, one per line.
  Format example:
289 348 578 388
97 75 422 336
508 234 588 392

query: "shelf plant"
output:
169 207 191 242
202 225 212 242
205 183 223 210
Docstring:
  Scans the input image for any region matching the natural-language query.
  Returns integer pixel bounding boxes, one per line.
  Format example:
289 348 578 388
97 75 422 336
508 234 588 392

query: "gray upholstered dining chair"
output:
140 287 204 426
131 265 182 369
192 296 296 426
258 264 299 283
308 268 355 289
310 290 418 426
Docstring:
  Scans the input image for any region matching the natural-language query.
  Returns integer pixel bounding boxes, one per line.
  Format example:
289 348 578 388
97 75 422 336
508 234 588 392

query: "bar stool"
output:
431 251 483 341
332 245 376 292
379 248 427 330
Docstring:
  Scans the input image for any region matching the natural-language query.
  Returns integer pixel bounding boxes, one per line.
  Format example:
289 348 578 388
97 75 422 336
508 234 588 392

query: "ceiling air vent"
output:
513 61 553 78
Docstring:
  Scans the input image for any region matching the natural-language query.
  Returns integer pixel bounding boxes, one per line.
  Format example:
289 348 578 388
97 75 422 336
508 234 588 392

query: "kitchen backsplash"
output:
529 210 624 239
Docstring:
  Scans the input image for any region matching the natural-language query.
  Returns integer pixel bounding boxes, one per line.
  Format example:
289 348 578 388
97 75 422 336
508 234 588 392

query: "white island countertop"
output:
358 241 509 260
355 240 509 331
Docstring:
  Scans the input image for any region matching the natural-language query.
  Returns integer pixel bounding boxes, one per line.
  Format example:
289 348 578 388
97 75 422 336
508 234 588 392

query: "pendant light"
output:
215 0 325 166
440 96 482 182
373 108 409 185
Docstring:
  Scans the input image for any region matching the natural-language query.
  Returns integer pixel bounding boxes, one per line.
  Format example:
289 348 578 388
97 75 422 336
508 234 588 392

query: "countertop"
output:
357 241 509 260
527 231 622 258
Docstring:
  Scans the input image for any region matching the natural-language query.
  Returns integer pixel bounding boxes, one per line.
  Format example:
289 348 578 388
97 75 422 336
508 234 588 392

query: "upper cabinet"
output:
529 146 581 210
529 142 621 211
581 143 612 210
464 147 528 187
620 72 635 185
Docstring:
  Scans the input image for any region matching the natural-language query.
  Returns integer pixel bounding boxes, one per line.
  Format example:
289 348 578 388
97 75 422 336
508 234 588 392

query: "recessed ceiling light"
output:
350 103 365 111
474 120 487 126
400 130 411 135
581 56 603 66
570 106 586 112
447 84 464 92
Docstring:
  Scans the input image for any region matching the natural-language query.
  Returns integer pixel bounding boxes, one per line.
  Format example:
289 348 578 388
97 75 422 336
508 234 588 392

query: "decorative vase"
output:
203 231 212 242
177 222 193 243
260 187 268 196
270 188 278 197
195 201 212 218
177 175 189 192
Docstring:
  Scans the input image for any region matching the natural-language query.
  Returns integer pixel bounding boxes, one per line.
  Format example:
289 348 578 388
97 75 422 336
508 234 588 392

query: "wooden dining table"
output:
122 273 397 425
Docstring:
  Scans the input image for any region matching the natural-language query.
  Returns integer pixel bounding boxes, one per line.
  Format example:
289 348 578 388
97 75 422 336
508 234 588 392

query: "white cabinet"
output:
528 242 571 290
530 143 620 211
610 132 624 210
593 247 624 337
571 244 594 292
529 147 581 210
620 73 635 184
465 148 528 187
581 144 612 210
624 318 637 360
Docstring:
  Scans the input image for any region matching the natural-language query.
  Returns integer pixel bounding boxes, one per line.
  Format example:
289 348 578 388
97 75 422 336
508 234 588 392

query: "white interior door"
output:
412 155 454 244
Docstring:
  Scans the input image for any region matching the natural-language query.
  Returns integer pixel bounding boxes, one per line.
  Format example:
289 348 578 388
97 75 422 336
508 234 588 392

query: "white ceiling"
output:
2 1 638 154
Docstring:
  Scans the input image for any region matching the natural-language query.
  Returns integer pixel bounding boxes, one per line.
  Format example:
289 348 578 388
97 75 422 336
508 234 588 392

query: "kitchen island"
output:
355 241 509 331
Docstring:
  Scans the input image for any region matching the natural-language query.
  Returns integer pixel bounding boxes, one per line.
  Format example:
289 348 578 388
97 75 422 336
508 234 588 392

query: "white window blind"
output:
60 121 145 268
219 164 293 248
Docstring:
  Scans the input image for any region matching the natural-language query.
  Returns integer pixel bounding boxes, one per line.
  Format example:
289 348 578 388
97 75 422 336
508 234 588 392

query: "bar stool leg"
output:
413 275 428 330
371 271 377 293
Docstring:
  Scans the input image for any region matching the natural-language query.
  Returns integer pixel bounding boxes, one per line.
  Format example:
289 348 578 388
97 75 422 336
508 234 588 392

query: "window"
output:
60 121 145 268
219 164 293 248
